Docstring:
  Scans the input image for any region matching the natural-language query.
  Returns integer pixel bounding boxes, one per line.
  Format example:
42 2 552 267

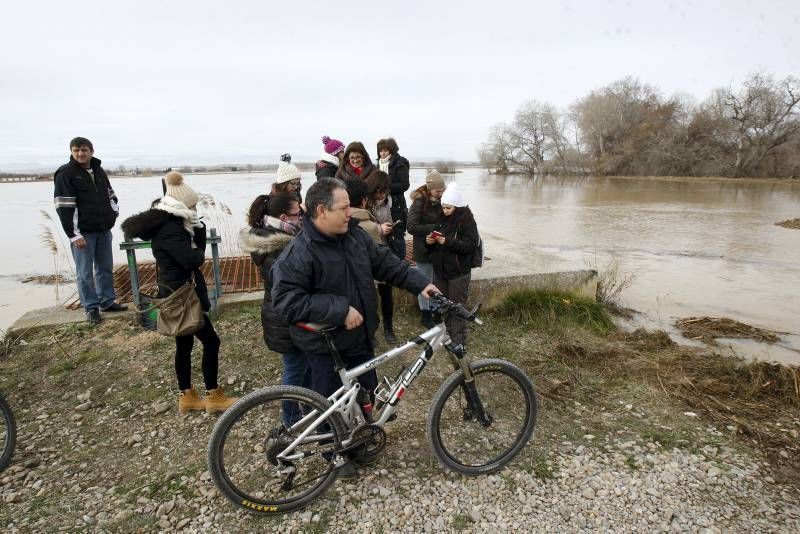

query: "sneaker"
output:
102 302 128 312
86 308 101 324
205 386 238 414
178 387 205 413
337 462 358 479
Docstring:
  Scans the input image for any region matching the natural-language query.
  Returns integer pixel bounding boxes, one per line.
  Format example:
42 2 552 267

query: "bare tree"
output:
478 124 513 173
507 100 548 175
723 72 800 176
479 71 800 179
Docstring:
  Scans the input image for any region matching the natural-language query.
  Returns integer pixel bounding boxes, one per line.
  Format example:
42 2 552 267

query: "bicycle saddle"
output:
295 322 337 334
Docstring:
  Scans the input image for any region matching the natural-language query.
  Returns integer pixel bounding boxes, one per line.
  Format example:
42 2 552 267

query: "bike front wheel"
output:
207 385 347 514
427 359 537 475
0 394 16 472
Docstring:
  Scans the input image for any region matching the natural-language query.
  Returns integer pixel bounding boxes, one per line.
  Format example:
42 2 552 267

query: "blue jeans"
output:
415 262 434 310
282 351 311 426
71 230 116 312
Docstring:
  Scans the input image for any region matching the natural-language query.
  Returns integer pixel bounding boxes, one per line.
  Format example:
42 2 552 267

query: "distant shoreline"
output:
3 168 798 184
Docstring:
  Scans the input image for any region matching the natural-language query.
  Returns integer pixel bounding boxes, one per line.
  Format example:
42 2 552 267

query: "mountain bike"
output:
208 294 537 513
0 393 17 472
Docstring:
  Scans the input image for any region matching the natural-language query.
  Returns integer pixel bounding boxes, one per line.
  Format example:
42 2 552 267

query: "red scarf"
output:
352 165 363 176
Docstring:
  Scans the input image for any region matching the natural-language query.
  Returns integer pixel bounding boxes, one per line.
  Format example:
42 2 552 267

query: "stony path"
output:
1 312 798 532
2 417 799 532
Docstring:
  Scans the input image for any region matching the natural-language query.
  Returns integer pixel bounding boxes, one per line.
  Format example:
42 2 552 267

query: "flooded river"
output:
2 169 798 364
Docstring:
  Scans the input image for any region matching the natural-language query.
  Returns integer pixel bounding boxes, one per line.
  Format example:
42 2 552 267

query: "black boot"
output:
384 324 397 343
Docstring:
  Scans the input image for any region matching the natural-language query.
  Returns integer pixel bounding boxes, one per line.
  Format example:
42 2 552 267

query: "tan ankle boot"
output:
205 386 238 414
178 387 205 413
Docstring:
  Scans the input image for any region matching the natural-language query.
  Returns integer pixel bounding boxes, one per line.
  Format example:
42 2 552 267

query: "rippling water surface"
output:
2 170 798 363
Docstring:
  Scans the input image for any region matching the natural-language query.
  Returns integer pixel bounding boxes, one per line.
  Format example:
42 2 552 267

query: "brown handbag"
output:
149 280 205 337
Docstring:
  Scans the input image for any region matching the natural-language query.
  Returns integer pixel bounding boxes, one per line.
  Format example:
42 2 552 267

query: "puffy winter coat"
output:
426 207 479 280
239 227 296 353
121 209 210 311
53 156 118 237
335 161 382 184
386 153 410 225
271 216 430 357
406 185 444 263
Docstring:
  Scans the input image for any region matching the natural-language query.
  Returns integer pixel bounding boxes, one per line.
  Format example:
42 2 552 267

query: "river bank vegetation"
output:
479 71 800 179
776 218 800 230
0 290 797 530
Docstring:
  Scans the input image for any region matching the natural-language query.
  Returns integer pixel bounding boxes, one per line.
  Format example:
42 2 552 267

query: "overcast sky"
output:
1 0 798 170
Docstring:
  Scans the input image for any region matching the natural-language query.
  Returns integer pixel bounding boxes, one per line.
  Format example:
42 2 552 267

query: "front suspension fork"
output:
445 343 492 427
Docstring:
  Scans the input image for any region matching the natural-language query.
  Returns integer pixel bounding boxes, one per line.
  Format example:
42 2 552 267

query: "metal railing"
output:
119 228 224 314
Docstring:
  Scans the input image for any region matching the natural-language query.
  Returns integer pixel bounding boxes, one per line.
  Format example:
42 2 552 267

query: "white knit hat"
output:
163 171 199 208
441 184 466 207
275 153 301 184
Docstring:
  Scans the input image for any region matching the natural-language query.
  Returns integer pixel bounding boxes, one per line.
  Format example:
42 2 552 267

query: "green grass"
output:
494 289 615 335
451 513 474 530
527 450 558 480
625 454 639 470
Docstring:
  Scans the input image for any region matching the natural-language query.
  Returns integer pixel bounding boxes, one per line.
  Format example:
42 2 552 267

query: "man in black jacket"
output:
53 137 127 324
271 177 439 400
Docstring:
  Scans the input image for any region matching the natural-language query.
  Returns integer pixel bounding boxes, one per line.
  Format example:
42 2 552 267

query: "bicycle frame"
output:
277 322 458 464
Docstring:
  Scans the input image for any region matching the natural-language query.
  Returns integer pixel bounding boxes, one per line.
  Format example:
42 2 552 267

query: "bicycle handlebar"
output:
430 293 483 324
294 294 483 335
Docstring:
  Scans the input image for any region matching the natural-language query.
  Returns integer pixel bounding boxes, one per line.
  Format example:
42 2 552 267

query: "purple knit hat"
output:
322 136 345 156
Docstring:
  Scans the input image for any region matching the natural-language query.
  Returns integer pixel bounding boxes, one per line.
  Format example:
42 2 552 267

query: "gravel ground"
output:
1 309 798 532
1 403 798 533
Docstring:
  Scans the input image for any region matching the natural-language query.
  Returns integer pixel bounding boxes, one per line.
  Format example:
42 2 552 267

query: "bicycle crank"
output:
337 424 387 465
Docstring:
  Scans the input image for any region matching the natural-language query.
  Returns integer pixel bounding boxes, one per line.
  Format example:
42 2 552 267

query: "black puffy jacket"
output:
121 209 210 311
385 154 410 256
426 207 479 280
271 216 430 358
53 156 118 238
239 227 296 353
386 154 410 221
407 185 444 263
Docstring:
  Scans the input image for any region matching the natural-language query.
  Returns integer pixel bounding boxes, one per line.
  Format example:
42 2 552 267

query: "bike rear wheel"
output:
0 394 16 472
427 359 537 475
208 385 347 513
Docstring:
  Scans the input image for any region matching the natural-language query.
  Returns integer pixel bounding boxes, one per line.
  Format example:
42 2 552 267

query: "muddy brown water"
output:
2 170 798 364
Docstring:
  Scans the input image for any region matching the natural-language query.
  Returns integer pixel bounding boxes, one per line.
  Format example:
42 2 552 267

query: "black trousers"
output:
432 271 471 347
376 282 394 330
174 315 220 391
307 352 378 401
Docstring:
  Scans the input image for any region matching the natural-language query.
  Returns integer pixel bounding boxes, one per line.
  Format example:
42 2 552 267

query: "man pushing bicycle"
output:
271 177 439 409
210 180 535 508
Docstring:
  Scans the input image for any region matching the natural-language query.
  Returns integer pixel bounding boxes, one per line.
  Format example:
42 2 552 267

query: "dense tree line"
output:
479 72 800 178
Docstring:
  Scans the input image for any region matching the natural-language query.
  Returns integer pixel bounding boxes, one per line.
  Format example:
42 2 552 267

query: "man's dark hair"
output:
305 177 346 220
69 137 94 151
344 177 367 208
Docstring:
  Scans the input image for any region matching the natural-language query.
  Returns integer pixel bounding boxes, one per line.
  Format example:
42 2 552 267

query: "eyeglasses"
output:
285 211 302 218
